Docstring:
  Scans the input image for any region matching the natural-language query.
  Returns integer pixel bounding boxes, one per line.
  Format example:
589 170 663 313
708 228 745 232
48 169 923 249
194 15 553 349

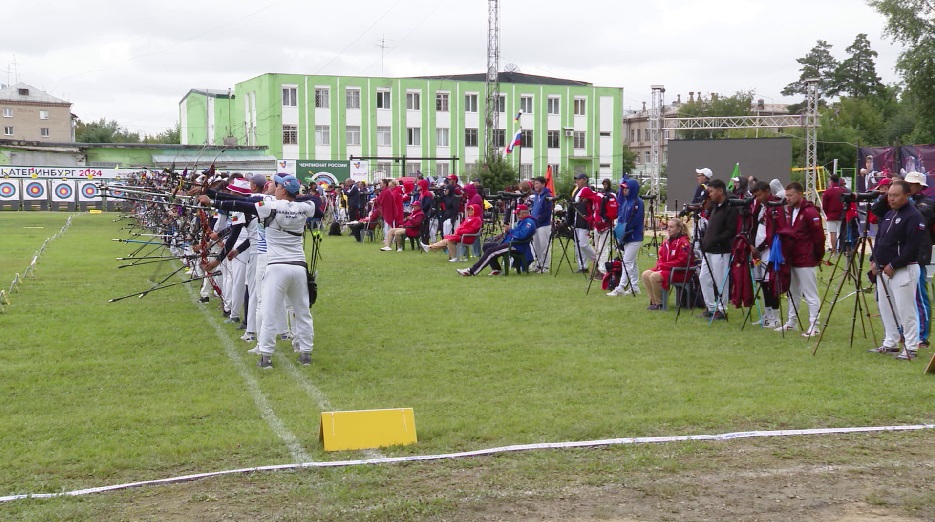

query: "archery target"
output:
79 182 100 201
109 186 126 199
0 180 17 200
23 181 47 200
51 180 77 202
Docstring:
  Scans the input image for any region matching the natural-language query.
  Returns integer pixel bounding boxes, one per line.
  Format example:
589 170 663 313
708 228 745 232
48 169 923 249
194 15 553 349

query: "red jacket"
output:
444 204 483 244
377 188 399 227
652 234 693 290
779 201 825 267
821 185 845 221
401 208 425 238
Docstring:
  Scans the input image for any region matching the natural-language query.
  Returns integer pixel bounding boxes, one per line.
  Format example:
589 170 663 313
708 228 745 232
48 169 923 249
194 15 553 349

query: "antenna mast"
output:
484 0 500 164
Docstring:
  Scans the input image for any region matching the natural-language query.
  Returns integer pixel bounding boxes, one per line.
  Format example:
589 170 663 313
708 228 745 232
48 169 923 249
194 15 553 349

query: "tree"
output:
75 118 141 143
143 123 180 144
832 33 885 98
782 40 840 98
676 90 755 139
464 154 518 193
868 0 935 137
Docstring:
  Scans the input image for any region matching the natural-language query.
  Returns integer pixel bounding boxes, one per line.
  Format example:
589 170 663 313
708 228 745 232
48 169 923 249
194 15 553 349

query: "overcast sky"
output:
5 0 905 137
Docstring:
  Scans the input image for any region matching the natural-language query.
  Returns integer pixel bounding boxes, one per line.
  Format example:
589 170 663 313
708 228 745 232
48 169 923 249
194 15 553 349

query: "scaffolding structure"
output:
484 0 500 163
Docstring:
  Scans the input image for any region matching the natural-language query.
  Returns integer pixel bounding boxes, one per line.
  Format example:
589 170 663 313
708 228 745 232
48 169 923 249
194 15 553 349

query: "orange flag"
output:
545 165 556 197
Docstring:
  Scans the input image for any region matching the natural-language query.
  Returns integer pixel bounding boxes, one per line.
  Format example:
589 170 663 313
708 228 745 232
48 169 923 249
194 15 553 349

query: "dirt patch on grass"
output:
5 431 935 521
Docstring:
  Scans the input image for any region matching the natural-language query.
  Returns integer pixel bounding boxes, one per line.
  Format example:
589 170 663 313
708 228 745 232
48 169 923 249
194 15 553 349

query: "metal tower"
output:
648 85 665 197
484 0 500 163
804 78 820 202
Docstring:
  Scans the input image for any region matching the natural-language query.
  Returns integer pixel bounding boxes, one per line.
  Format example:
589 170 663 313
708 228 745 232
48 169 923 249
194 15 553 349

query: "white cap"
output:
695 168 712 178
905 171 928 187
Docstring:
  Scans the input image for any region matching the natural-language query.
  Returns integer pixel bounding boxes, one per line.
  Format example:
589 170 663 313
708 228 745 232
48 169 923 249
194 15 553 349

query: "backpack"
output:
599 193 618 222
328 221 342 236
601 259 622 290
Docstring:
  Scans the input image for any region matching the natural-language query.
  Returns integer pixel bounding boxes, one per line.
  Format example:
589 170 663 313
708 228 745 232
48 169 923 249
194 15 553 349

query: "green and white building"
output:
181 72 624 180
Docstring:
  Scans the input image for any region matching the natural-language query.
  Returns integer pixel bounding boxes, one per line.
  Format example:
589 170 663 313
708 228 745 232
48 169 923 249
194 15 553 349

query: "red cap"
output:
513 204 529 214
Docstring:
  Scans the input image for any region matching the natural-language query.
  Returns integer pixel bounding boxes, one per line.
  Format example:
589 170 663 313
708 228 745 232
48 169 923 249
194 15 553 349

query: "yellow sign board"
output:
89 209 102 214
319 408 417 452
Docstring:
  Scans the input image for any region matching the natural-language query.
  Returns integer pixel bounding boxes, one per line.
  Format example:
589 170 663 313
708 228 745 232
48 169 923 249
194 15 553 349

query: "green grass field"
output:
1 211 934 520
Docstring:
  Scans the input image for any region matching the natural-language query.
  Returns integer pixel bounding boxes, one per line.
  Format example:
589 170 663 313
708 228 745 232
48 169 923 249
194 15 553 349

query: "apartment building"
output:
0 83 73 142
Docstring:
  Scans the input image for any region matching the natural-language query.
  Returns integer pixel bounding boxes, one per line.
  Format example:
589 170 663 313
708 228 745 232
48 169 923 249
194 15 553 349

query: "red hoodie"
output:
444 204 483 244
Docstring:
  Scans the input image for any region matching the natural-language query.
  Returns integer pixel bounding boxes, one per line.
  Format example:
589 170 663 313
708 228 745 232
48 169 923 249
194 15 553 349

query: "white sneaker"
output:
801 327 820 338
420 242 431 253
449 257 461 262
396 248 403 252
774 323 797 332
380 246 392 251
631 286 641 295
241 332 256 342
762 318 780 329
606 287 625 296
246 346 260 355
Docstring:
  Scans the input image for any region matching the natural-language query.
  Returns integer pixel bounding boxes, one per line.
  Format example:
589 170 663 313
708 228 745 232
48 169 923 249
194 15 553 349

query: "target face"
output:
81 183 99 198
55 183 73 199
0 181 15 198
110 187 125 199
25 181 45 198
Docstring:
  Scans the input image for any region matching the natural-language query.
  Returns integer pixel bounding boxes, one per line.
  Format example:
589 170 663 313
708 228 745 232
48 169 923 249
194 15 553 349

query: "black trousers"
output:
468 242 513 274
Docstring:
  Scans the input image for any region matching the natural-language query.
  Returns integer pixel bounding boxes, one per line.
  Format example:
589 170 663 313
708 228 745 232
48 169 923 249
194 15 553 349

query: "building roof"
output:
180 89 234 104
412 71 593 87
0 83 70 105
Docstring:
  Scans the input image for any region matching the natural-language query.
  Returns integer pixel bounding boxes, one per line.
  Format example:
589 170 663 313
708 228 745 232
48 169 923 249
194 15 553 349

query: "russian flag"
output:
505 129 522 154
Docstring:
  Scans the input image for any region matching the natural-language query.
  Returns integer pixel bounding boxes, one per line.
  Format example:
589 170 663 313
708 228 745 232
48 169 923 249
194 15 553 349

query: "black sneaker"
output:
711 311 728 321
696 310 714 319
298 352 311 366
199 296 209 303
257 355 272 369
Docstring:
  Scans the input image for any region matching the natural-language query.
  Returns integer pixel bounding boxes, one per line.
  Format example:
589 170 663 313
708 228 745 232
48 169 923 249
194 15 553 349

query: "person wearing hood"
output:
748 180 789 329
416 178 435 243
383 205 425 251
608 178 644 296
529 176 553 272
457 205 537 276
441 174 463 236
422 203 482 261
775 182 825 337
461 182 485 257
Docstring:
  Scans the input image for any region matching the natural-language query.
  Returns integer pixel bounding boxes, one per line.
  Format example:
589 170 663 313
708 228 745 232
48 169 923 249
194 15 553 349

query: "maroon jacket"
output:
779 200 825 267
821 185 845 221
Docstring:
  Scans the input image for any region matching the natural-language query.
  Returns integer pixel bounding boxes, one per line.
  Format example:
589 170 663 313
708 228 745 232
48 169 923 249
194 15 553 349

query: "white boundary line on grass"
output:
1 423 932 503
185 285 312 464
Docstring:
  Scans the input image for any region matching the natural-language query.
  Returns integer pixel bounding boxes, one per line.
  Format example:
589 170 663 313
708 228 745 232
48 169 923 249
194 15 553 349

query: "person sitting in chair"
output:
457 205 537 276
383 205 425 251
422 204 482 261
640 218 693 310
347 206 382 242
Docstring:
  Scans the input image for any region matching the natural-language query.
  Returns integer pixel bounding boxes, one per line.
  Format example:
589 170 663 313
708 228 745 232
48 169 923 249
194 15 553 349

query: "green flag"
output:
727 163 741 191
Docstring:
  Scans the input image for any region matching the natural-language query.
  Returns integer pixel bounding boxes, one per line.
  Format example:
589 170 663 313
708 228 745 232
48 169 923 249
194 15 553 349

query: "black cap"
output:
574 173 588 180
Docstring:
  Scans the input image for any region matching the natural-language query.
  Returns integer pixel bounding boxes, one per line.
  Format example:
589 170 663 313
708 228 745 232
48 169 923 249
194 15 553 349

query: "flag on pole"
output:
727 162 740 191
514 109 524 122
505 129 522 154
545 165 556 196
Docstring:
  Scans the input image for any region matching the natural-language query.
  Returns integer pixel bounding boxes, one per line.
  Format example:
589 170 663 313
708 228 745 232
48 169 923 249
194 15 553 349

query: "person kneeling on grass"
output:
422 203 482 262
457 205 536 276
640 218 693 310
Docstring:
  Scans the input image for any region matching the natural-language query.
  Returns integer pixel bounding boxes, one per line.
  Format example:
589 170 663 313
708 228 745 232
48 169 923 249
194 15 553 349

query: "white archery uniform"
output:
255 198 316 356
227 211 250 321
246 195 275 338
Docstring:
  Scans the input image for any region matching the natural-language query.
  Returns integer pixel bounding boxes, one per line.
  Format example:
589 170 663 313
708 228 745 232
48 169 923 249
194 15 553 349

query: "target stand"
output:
50 180 77 211
0 179 20 210
22 180 49 211
78 181 103 211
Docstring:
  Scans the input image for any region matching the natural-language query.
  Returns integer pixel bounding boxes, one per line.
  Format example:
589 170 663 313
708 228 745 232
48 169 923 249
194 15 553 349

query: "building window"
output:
645 151 651 164
282 87 297 107
1 108 11 118
637 129 641 142
574 98 586 116
436 163 449 177
600 163 611 168
407 127 421 146
547 97 560 115
465 94 478 113
493 129 505 147
315 88 329 108
547 130 560 149
521 130 533 148
39 110 49 120
346 88 360 109
496 94 506 113
315 125 330 146
40 127 49 137
520 95 533 114
346 126 361 146
520 164 532 178
465 128 478 147
377 126 391 146
600 131 611 137
282 124 297 144
376 162 392 176
376 90 391 109
17 88 28 96
406 92 420 111
436 128 449 147
573 131 586 149
436 92 449 112
630 129 635 142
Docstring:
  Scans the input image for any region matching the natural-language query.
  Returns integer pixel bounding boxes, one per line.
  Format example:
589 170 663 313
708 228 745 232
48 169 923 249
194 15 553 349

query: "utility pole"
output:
484 0 500 165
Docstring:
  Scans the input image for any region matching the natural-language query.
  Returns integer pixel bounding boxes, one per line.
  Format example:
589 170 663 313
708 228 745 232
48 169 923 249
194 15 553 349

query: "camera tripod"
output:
641 195 660 257
585 225 620 294
810 212 877 355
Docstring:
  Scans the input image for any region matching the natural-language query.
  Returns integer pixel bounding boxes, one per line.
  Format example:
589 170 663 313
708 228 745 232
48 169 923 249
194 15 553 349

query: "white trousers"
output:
877 264 921 351
532 225 552 270
572 228 595 271
615 241 641 291
228 254 249 320
786 266 820 329
244 250 259 333
699 252 730 313
594 229 613 273
220 258 231 312
258 264 314 355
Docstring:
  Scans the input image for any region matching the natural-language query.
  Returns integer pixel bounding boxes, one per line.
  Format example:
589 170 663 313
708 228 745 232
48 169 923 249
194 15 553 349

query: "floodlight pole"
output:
649 85 665 197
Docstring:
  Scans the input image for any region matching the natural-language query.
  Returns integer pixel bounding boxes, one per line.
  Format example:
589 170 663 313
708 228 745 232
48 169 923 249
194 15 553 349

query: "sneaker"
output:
449 257 460 262
868 345 899 353
246 346 260 355
380 246 392 251
241 332 256 342
457 268 473 276
488 270 501 276
647 304 662 311
420 242 431 253
774 323 796 332
895 351 914 361
763 318 781 329
257 355 272 369
801 327 821 338
920 339 930 348
696 310 714 319
711 311 728 321
631 286 641 296
396 248 403 252
280 332 293 341
225 316 241 324
199 296 210 303
606 288 626 297
223 310 231 318
237 323 247 330
298 352 311 366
